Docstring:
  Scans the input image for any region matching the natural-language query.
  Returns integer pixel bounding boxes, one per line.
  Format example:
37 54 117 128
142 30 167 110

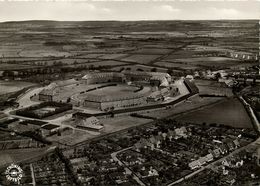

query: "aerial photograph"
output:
0 0 259 185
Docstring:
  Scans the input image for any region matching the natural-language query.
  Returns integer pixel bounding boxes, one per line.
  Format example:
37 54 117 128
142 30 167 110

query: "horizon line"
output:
0 18 259 23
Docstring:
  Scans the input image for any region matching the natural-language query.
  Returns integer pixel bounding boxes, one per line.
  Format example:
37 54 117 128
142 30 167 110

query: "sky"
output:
0 1 259 21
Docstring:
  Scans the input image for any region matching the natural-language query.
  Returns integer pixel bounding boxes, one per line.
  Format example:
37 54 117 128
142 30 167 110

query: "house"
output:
233 139 240 148
134 138 153 150
198 157 207 166
148 167 159 177
175 127 188 138
219 145 228 154
149 135 162 149
167 130 176 141
205 153 214 162
227 142 235 151
189 160 201 170
212 149 221 158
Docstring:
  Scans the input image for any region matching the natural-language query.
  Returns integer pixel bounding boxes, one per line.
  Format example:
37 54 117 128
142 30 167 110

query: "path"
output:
111 147 146 186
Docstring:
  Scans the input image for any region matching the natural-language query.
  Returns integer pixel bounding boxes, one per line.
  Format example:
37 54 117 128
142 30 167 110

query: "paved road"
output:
239 96 260 133
30 163 36 186
111 147 146 186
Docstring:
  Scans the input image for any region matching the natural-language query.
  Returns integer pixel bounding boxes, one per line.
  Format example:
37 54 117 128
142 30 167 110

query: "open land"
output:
175 97 252 128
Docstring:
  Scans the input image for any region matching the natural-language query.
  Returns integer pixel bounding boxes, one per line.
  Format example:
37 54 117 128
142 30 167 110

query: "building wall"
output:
100 97 147 110
83 101 101 109
84 76 123 85
39 94 53 102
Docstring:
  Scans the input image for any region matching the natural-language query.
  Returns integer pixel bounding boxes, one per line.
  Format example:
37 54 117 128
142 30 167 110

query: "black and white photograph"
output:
0 0 259 185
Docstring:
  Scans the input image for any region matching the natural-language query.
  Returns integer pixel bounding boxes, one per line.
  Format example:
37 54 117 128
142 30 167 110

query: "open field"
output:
155 61 199 70
0 148 48 167
100 116 153 133
120 54 161 64
0 63 37 70
175 97 252 128
0 80 35 95
47 129 98 146
81 60 129 67
164 57 241 67
0 20 257 75
130 48 172 55
142 95 224 119
195 79 233 96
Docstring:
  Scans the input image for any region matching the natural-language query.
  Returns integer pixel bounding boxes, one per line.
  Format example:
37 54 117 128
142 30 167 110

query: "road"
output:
30 163 36 186
111 147 146 186
239 95 260 133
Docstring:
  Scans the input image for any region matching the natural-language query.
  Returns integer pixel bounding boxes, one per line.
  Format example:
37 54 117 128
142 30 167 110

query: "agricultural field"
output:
155 61 199 70
164 57 241 68
195 79 233 96
0 80 35 95
120 54 161 64
130 48 173 55
0 148 48 168
175 97 252 128
98 53 129 60
82 60 128 67
0 63 36 71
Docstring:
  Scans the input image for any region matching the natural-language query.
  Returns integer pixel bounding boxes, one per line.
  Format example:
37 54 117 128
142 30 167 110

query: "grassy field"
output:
0 148 48 168
164 57 241 67
130 48 172 55
47 129 98 146
0 80 36 95
0 63 37 71
100 116 153 133
195 79 233 96
155 61 199 70
175 97 252 128
121 54 161 64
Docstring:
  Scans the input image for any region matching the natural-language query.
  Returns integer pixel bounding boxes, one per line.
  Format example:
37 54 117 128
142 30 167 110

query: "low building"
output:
76 116 104 131
189 160 201 170
41 124 60 137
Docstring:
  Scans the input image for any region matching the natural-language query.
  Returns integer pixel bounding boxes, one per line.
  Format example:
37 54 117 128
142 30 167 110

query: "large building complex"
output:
39 71 175 111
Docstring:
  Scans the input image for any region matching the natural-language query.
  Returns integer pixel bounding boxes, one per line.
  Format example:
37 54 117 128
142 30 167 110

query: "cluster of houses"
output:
134 126 189 151
188 139 240 170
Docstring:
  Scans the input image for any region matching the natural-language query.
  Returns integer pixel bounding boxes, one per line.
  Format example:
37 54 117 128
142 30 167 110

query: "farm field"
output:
98 53 129 60
0 80 35 95
195 79 233 96
155 61 199 70
0 63 36 71
0 148 48 168
120 54 160 64
164 57 241 67
130 48 173 55
175 97 252 128
83 60 128 67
